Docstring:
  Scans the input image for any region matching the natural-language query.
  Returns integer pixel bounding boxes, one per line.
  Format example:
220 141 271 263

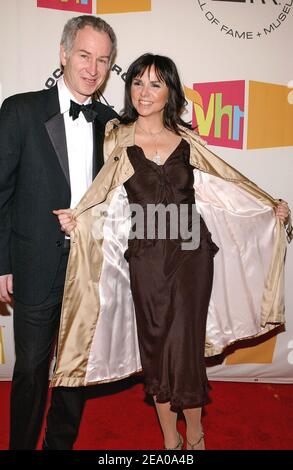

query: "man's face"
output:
60 25 112 103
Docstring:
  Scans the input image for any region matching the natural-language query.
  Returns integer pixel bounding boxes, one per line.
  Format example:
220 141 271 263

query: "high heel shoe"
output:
186 431 205 450
164 432 183 450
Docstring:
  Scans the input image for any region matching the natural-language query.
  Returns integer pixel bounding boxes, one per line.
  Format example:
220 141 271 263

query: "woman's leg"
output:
154 399 181 449
183 407 205 450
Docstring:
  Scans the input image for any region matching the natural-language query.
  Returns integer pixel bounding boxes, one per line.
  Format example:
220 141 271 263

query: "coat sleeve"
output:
0 97 21 275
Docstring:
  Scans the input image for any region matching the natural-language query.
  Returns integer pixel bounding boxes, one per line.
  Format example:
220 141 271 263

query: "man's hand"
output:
53 209 76 236
0 274 13 303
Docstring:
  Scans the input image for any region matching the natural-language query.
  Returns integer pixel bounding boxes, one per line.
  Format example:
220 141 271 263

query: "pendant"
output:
152 154 162 165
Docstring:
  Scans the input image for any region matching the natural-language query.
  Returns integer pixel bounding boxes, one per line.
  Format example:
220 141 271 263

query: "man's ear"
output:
60 45 67 68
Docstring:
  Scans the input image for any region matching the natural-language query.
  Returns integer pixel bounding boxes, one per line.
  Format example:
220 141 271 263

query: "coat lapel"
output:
92 120 104 180
45 114 70 186
93 120 104 180
43 86 70 187
92 121 98 180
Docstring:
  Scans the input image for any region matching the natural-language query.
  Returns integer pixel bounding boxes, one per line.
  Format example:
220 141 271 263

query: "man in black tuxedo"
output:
0 15 118 450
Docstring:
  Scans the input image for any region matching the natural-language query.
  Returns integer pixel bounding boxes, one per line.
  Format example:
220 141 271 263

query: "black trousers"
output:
9 246 85 450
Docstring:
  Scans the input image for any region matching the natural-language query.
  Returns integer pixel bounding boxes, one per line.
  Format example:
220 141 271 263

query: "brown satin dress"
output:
124 138 218 411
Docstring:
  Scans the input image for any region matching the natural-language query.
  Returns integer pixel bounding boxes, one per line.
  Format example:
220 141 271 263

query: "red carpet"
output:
0 377 292 450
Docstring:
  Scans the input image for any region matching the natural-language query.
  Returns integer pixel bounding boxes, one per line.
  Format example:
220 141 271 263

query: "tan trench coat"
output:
51 121 290 387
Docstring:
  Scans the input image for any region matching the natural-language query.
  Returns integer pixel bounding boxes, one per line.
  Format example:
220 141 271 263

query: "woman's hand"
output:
275 200 290 224
53 209 76 236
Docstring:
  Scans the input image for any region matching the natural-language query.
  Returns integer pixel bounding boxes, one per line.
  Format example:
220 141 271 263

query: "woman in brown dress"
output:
56 53 290 450
120 54 218 450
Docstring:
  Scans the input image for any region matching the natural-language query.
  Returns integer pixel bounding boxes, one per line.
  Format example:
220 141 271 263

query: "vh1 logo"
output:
37 0 151 14
37 0 92 14
185 81 245 149
185 80 293 149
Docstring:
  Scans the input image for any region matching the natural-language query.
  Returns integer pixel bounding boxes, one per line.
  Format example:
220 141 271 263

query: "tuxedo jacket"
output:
0 84 118 305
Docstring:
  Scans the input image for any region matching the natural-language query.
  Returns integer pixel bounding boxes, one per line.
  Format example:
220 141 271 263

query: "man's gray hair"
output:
61 15 117 61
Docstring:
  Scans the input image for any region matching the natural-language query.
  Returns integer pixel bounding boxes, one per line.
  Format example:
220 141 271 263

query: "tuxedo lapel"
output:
92 120 105 180
45 114 70 186
43 86 70 187
92 121 98 180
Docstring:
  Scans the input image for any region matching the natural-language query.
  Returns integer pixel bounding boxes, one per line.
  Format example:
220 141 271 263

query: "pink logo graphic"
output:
191 80 245 149
37 0 92 14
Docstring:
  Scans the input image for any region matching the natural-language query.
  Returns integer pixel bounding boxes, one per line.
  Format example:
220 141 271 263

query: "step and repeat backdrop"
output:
0 0 293 382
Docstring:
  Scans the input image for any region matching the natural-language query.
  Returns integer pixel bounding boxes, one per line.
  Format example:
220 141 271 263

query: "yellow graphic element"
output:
184 86 214 136
97 0 151 14
247 81 293 149
0 327 5 365
60 0 87 3
225 335 277 365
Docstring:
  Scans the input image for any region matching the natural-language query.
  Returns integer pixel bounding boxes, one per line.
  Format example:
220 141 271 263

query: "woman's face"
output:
130 65 169 119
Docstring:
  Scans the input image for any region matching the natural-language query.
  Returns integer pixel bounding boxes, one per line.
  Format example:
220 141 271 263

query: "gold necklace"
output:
136 122 165 165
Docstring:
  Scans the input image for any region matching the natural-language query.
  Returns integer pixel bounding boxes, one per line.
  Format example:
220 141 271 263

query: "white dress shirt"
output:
57 77 93 209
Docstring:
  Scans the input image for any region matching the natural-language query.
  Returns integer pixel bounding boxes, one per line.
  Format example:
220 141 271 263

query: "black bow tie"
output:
69 100 97 122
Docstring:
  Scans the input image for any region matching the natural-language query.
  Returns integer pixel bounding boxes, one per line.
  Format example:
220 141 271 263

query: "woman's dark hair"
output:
120 53 192 134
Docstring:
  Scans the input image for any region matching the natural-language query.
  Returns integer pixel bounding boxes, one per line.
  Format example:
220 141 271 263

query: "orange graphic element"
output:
0 327 5 365
96 0 151 14
184 86 203 109
247 81 293 149
225 335 277 365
